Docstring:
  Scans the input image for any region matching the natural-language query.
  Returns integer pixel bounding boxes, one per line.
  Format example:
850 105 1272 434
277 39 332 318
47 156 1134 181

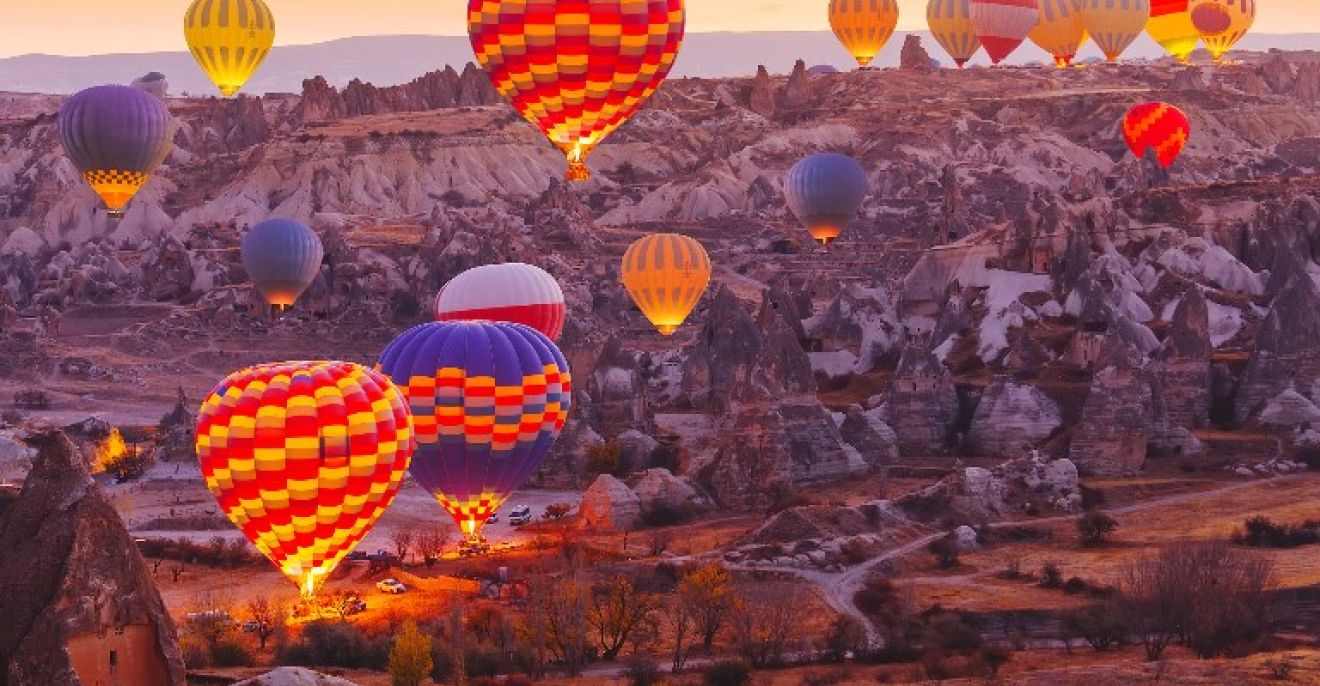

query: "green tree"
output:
389 620 434 686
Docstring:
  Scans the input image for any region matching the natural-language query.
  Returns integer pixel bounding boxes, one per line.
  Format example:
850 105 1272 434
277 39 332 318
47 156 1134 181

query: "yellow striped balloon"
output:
621 234 712 336
1080 0 1150 62
1029 0 1088 67
927 0 982 68
1148 0 1200 64
1190 0 1255 64
830 0 901 69
184 0 276 97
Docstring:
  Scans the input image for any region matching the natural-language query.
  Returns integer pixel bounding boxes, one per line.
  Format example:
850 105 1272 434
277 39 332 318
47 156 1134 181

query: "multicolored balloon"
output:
1029 0 1087 68
376 322 572 539
830 0 901 69
1190 0 1255 64
467 0 685 182
785 152 869 247
1081 0 1150 62
969 0 1039 65
195 361 414 596
1148 0 1201 64
57 85 175 218
621 234 712 336
241 219 324 309
434 263 566 341
184 0 276 97
927 0 983 67
1123 102 1191 169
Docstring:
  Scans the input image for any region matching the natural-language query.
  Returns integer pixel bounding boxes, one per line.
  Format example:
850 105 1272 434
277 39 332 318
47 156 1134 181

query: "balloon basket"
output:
565 160 591 182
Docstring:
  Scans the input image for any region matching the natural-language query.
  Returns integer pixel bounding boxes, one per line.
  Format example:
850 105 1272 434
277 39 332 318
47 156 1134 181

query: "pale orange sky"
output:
0 0 1316 58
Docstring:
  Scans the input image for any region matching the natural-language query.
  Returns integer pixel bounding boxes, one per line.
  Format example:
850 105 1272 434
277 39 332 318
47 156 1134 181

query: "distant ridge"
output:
1 31 1317 95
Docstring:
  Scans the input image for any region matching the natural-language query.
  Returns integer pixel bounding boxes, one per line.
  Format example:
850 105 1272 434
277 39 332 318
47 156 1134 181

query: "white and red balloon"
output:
434 263 566 341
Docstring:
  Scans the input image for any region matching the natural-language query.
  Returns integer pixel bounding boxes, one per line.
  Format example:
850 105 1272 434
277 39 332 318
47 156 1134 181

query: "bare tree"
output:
417 527 451 568
729 585 803 668
169 559 187 583
392 528 416 565
667 592 695 673
647 530 672 557
245 595 282 651
586 576 661 660
525 575 591 675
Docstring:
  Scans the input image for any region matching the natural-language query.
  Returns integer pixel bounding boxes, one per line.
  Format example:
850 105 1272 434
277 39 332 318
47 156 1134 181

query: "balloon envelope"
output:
184 0 276 97
1028 0 1088 67
241 219 324 308
786 152 869 246
969 0 1039 64
830 0 901 68
468 0 685 181
435 263 567 341
1123 102 1190 169
927 0 983 67
1190 0 1255 63
376 321 572 538
1080 0 1150 62
57 85 175 216
1148 0 1201 63
195 361 413 596
621 234 712 336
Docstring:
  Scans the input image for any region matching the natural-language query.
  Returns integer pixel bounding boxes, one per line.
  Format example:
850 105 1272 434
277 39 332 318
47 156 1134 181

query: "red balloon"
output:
1123 102 1191 169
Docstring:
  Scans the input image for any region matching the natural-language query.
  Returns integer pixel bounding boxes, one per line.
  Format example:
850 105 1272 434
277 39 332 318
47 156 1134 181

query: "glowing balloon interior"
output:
621 233 712 336
195 361 414 596
185 0 276 97
830 0 901 69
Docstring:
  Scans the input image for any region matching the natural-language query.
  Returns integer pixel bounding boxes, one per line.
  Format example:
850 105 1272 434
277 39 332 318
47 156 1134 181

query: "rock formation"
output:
578 474 641 531
1236 275 1320 424
897 453 1081 523
629 468 705 521
586 338 649 438
884 341 959 456
748 65 776 118
0 429 186 686
839 404 899 465
291 64 500 125
1150 287 1212 433
900 35 933 70
1069 357 1153 475
967 376 1062 456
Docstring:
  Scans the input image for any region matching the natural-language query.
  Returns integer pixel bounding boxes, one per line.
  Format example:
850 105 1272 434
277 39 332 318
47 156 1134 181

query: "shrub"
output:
704 659 751 686
1063 577 1090 595
13 389 49 409
1040 563 1063 589
1235 516 1320 549
1077 511 1119 547
586 441 621 476
1064 603 1125 652
927 535 960 569
278 620 389 669
210 639 254 667
624 654 661 686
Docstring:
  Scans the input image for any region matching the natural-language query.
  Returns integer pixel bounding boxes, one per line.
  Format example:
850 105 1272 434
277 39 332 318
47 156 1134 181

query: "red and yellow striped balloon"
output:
467 0 686 182
1122 102 1191 169
196 361 414 596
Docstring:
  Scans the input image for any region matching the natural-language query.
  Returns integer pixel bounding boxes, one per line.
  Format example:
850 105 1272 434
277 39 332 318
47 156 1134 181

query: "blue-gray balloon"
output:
57 85 175 215
785 152 868 246
241 219 324 307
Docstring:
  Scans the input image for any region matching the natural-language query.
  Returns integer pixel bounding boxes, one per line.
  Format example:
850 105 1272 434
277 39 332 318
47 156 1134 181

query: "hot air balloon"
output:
57 85 175 218
196 361 414 596
184 0 276 97
928 0 984 67
621 234 711 336
1029 0 1088 68
1190 0 1255 64
1122 102 1190 169
376 321 572 539
969 0 1039 64
1081 0 1150 62
1148 0 1200 64
468 0 685 182
785 152 869 247
830 0 901 69
241 219 324 310
434 263 566 341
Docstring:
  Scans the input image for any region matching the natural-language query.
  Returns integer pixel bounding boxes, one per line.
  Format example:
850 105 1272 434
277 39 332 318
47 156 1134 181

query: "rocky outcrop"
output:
839 404 899 465
630 468 705 520
897 453 1081 523
139 235 195 301
587 338 648 438
778 60 813 113
1236 275 1320 424
291 64 500 125
579 474 641 531
806 284 903 374
748 65 775 118
1150 287 1212 435
0 429 185 686
130 72 168 99
1069 358 1153 475
967 376 1062 456
884 341 959 456
234 667 362 686
900 35 933 70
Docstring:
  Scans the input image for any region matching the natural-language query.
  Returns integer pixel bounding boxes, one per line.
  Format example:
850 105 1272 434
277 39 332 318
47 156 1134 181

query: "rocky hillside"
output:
1 47 1319 511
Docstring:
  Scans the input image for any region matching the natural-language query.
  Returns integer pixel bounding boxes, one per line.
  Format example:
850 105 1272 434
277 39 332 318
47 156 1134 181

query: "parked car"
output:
341 595 368 614
488 512 500 524
509 506 532 526
376 578 407 594
185 610 232 625
346 550 369 561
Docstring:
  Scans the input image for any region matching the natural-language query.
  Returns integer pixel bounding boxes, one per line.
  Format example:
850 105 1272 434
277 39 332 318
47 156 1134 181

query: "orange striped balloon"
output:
927 0 983 67
468 0 686 182
1028 0 1087 68
830 0 901 69
1122 102 1190 169
196 361 414 596
621 234 711 336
